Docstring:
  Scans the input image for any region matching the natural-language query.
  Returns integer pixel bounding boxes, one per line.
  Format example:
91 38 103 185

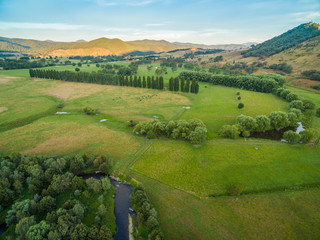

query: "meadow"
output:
0 63 319 239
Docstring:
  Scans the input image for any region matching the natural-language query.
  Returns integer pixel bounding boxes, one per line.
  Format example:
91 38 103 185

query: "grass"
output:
0 114 142 168
132 172 320 240
131 138 320 197
0 63 320 239
179 83 288 135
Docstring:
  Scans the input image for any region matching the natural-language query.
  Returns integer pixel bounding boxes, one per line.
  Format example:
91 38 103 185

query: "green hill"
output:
242 22 320 58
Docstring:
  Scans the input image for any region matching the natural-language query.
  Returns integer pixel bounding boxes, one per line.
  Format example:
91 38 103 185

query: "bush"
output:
316 108 320 117
289 100 303 110
219 125 240 139
146 130 156 139
238 103 244 109
283 130 301 144
237 96 241 100
303 99 315 110
300 129 315 143
228 185 243 196
83 107 98 115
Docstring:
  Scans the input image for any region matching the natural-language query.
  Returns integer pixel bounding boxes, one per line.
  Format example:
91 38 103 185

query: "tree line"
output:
133 119 207 144
179 71 284 93
119 75 164 90
133 185 164 240
168 77 199 93
30 69 197 94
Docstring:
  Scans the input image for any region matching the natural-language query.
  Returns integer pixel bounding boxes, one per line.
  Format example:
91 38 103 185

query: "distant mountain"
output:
242 22 320 58
0 36 252 57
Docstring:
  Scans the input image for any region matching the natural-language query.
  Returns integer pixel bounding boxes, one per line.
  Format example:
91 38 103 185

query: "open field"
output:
131 138 320 196
180 83 288 134
0 63 320 240
132 172 320 240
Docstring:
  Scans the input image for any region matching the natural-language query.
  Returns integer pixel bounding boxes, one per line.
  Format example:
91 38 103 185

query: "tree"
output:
72 176 85 191
186 127 207 144
70 155 86 174
238 103 244 109
98 204 106 217
219 125 240 139
228 185 243 196
303 99 315 110
101 177 111 191
289 100 303 110
269 111 289 129
75 67 80 72
283 130 301 144
146 216 159 230
237 115 256 132
71 223 88 240
142 76 146 88
77 63 82 67
15 216 36 239
255 115 270 132
26 220 50 240
316 108 320 117
72 203 85 219
39 196 56 213
300 129 315 143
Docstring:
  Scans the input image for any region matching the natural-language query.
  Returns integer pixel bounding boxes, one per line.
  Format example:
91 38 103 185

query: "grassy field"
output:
180 83 288 134
0 64 320 239
132 172 320 240
131 138 320 196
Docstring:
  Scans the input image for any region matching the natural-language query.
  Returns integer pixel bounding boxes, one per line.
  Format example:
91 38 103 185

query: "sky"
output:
0 0 320 45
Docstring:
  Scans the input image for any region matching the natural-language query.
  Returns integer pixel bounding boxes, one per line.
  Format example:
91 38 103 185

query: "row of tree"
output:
302 69 320 81
133 185 164 240
133 119 207 144
219 108 314 143
0 59 45 70
168 77 199 93
179 71 284 93
29 69 119 85
119 75 164 90
0 153 114 239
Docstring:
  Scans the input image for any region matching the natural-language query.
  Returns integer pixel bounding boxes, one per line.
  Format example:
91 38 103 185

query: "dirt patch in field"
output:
0 107 8 113
0 75 19 83
293 78 320 87
45 81 105 100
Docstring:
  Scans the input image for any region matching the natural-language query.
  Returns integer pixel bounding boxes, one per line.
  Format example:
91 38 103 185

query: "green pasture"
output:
133 172 320 240
131 138 320 196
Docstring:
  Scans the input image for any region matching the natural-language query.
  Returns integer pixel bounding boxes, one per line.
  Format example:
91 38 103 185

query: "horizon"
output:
0 0 320 45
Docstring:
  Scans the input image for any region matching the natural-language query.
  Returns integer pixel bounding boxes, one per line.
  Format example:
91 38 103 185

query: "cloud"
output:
0 22 88 30
290 11 320 21
96 0 156 7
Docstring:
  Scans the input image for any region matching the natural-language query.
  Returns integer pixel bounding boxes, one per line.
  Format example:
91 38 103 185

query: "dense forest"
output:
0 153 114 239
242 22 320 57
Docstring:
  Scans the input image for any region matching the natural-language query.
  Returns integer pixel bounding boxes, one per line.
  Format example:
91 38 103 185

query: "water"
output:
78 173 134 240
109 178 133 240
295 122 305 134
0 223 7 236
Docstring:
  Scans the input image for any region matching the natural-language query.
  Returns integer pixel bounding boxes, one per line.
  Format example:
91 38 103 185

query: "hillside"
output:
242 22 320 58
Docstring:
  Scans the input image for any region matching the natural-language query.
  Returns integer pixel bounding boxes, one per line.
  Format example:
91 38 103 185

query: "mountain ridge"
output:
0 36 252 57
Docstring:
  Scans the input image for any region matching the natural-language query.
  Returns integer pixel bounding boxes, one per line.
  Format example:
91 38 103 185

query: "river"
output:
79 172 134 240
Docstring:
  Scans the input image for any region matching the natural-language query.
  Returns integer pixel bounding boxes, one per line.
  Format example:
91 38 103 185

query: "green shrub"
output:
238 103 244 109
219 125 240 139
300 129 315 143
283 130 301 144
289 100 303 110
303 99 315 110
146 130 156 139
228 185 243 196
237 96 241 100
316 108 320 117
83 107 97 115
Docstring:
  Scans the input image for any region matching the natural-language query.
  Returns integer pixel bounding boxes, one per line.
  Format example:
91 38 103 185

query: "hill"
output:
242 22 320 58
0 36 251 57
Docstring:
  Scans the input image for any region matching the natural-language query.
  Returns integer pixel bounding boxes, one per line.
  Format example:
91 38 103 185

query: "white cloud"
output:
290 11 320 21
96 0 156 7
